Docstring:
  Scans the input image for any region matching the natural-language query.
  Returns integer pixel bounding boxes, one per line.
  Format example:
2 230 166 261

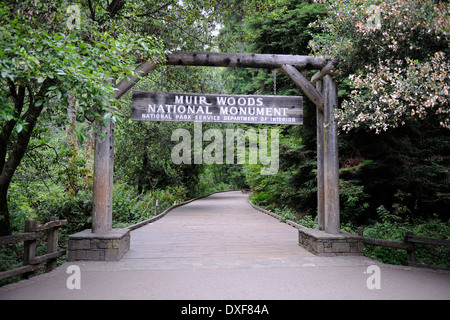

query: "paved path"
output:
1 191 449 300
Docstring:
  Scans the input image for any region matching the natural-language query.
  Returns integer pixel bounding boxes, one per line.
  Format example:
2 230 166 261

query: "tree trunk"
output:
0 79 55 236
0 186 11 237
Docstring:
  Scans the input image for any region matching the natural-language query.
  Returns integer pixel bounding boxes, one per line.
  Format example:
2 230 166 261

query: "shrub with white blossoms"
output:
310 0 449 133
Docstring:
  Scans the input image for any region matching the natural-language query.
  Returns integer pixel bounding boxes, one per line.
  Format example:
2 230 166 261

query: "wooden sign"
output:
132 91 302 125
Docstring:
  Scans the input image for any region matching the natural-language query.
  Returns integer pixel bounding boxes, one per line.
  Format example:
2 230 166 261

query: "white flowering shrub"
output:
310 0 449 133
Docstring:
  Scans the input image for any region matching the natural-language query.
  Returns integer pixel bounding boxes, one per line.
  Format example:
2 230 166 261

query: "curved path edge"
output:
127 190 239 231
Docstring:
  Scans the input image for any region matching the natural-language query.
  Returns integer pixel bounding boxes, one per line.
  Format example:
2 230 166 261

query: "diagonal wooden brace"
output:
280 64 324 112
114 61 159 99
311 61 336 86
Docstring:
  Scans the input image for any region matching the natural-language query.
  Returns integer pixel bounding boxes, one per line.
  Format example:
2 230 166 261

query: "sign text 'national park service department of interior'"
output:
132 91 303 125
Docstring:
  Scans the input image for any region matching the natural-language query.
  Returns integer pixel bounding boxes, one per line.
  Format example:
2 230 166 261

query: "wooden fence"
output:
357 227 450 271
0 217 67 281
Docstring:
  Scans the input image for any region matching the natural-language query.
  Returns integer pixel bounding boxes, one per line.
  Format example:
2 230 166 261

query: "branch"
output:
136 2 174 17
7 78 17 100
27 143 60 161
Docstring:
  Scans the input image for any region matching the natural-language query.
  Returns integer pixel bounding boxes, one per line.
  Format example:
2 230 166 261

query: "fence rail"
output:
0 217 67 282
357 227 450 271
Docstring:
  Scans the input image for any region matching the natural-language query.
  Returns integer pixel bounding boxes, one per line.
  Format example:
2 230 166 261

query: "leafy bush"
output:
298 214 319 229
362 220 410 265
274 207 293 220
113 184 149 225
0 242 24 286
362 211 450 268
34 190 93 237
113 184 188 227
249 191 277 208
339 179 370 226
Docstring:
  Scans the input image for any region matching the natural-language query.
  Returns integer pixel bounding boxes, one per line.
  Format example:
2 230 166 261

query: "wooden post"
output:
323 75 340 234
405 231 415 264
23 220 37 279
88 61 160 235
45 217 59 272
316 80 325 231
92 119 114 234
357 227 364 237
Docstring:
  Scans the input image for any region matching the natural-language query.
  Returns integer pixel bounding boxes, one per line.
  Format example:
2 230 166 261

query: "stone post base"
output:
298 227 363 256
68 228 130 261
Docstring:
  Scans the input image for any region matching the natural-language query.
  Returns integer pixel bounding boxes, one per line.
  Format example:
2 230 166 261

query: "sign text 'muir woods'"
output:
132 91 303 125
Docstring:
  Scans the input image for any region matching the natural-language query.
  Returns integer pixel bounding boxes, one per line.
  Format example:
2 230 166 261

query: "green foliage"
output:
194 165 243 196
362 214 450 268
297 214 319 229
362 220 410 265
339 179 370 226
249 191 277 208
30 183 188 231
113 184 149 225
35 190 93 236
112 184 187 228
247 1 326 55
0 241 24 286
0 1 164 126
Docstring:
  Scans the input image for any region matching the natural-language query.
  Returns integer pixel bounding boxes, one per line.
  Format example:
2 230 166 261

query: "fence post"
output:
357 227 364 237
405 231 415 265
46 217 59 272
23 220 37 279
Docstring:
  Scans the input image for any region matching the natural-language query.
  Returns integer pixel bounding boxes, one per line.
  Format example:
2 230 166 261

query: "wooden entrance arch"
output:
75 51 341 261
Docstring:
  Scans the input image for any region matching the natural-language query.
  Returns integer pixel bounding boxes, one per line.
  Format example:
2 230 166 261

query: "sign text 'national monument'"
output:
132 91 303 125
